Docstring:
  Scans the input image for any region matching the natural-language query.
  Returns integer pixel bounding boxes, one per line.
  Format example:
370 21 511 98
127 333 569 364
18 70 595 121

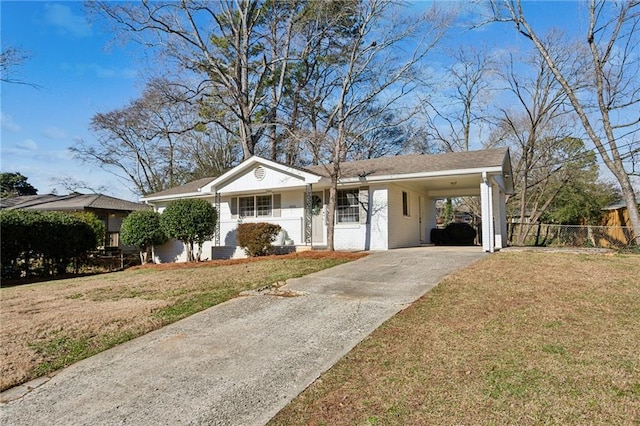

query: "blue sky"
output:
1 1 591 201
1 1 142 199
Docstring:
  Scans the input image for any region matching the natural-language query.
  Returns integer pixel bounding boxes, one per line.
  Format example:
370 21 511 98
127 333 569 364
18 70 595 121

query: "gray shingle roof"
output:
140 148 509 199
142 176 217 199
0 194 59 209
304 148 509 178
2 193 149 212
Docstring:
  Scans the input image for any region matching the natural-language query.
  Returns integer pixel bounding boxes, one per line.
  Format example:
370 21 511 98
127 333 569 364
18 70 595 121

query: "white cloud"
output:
1 113 22 133
44 4 92 38
16 139 38 151
43 126 68 140
60 63 138 79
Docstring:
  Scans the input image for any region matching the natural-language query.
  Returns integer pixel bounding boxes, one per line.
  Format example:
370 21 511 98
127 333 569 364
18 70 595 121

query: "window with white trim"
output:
256 195 272 217
239 196 255 217
337 189 359 223
239 195 273 218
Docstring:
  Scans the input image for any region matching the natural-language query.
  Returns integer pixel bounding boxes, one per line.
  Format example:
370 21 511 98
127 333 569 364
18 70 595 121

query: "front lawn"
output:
0 251 364 392
269 252 640 425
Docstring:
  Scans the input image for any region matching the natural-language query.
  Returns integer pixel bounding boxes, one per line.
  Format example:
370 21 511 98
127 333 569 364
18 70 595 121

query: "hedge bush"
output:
237 223 282 257
0 210 98 279
74 211 106 248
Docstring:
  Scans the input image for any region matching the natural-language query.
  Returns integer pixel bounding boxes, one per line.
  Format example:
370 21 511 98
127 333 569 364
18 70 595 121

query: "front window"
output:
239 195 272 218
256 195 272 217
239 196 255 217
337 189 359 223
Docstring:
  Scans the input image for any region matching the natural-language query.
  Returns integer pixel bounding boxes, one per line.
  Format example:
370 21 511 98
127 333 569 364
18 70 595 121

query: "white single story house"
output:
141 148 514 262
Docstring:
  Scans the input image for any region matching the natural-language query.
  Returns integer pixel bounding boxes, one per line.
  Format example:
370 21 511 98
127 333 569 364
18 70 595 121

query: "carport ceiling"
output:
395 174 483 197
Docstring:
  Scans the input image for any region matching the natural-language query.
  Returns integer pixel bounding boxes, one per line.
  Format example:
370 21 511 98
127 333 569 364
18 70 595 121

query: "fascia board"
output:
491 175 507 193
140 192 211 203
207 157 323 192
428 188 482 197
252 157 324 183
337 166 505 184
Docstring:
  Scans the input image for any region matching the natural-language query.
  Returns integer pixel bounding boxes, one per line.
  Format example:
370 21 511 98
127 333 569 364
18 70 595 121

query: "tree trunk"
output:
502 0 640 245
326 175 338 251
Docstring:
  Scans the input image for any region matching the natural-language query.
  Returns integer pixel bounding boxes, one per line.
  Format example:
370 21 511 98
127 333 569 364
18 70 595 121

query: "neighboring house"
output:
1 193 150 249
141 148 514 262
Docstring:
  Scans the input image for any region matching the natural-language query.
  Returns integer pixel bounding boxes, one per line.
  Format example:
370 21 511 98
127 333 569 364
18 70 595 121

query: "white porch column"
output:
480 172 494 252
426 197 438 243
492 182 506 250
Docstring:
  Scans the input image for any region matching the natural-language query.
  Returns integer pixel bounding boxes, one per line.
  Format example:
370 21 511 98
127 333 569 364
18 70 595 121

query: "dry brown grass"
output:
269 252 640 425
0 251 365 392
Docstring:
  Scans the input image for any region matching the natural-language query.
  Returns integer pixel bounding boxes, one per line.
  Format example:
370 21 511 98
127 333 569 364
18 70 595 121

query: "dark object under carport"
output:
431 223 477 246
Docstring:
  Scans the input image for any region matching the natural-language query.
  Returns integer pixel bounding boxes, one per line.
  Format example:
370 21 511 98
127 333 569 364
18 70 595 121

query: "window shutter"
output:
272 194 281 217
359 187 369 224
230 197 238 219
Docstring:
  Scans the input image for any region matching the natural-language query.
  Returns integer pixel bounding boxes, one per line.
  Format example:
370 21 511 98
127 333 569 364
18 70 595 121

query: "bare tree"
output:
183 125 241 179
296 0 450 250
422 46 496 153
72 80 200 195
0 47 40 88
50 176 108 195
261 0 303 161
90 0 292 160
419 46 497 224
491 0 640 244
495 48 580 244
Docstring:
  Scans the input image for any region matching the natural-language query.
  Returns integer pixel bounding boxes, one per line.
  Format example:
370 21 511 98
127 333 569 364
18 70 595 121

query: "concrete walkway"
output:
0 247 485 425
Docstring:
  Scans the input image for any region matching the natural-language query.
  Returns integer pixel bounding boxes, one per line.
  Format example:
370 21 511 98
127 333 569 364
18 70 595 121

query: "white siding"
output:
217 165 306 194
220 191 305 246
333 185 388 250
387 184 422 248
369 187 389 250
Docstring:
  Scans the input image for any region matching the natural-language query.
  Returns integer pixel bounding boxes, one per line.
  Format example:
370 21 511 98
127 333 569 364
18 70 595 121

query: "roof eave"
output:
205 156 323 191
337 166 505 184
140 191 212 203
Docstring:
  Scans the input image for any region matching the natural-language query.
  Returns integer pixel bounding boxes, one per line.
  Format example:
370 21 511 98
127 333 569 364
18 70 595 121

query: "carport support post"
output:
426 198 438 243
480 172 495 252
492 182 506 250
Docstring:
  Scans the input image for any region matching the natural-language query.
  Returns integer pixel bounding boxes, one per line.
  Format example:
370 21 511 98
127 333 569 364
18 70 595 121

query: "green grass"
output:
29 331 138 378
153 289 237 323
269 252 640 425
3 253 362 391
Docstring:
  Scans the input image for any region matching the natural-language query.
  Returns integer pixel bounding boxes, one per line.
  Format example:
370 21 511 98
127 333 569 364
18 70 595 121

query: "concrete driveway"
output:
0 247 485 425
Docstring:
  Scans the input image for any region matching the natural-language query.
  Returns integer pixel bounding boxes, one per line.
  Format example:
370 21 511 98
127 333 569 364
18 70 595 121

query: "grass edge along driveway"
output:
269 251 640 426
0 251 365 392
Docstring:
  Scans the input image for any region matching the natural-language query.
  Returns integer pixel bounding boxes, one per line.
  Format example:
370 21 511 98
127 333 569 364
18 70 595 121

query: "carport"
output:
333 148 515 252
412 168 513 252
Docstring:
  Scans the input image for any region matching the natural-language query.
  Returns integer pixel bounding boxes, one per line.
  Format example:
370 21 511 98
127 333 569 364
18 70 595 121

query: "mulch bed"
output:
130 250 368 271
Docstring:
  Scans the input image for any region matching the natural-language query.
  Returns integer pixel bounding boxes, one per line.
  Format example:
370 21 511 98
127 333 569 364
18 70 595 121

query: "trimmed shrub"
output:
120 210 167 263
160 199 217 262
74 212 106 248
237 223 282 257
0 209 26 278
0 210 98 278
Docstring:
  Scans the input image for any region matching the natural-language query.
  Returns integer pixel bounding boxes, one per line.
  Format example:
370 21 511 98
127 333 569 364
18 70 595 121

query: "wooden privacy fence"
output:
508 223 634 249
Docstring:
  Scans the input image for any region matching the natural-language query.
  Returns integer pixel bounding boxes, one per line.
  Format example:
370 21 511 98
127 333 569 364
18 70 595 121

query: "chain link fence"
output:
508 223 635 249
